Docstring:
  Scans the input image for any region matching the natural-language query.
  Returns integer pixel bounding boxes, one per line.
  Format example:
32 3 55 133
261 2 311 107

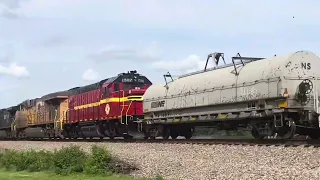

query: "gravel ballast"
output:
0 141 319 180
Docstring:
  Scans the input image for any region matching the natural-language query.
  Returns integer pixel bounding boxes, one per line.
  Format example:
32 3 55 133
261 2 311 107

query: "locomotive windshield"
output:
119 74 152 90
123 82 145 90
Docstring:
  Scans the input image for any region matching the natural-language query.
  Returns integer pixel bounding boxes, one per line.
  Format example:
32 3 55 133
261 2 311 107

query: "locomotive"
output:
141 50 320 139
1 50 320 140
0 70 152 139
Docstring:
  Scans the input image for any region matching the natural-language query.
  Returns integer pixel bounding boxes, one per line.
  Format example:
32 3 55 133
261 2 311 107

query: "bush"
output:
0 145 138 176
84 145 112 174
0 149 53 172
53 145 87 175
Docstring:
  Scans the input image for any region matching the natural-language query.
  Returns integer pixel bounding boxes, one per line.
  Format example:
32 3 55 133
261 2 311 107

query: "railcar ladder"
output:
313 77 320 127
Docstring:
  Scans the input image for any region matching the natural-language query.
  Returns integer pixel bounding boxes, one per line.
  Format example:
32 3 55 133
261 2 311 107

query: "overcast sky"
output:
0 0 320 108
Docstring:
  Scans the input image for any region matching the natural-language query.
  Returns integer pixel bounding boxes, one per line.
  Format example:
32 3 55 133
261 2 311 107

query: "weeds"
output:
0 145 137 176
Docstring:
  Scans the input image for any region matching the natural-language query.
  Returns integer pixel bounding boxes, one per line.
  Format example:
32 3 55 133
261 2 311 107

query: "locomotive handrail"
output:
125 100 133 125
120 90 125 124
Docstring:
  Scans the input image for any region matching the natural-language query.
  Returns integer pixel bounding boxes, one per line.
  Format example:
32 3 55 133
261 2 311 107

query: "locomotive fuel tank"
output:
142 51 320 139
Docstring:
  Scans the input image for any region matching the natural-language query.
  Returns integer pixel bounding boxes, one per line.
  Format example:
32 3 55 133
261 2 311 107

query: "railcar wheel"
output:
308 134 319 139
170 133 178 139
162 128 170 140
123 134 133 139
184 128 193 139
251 126 265 139
277 120 296 139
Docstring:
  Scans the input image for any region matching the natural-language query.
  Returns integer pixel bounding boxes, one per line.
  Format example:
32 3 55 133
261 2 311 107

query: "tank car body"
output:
142 51 320 139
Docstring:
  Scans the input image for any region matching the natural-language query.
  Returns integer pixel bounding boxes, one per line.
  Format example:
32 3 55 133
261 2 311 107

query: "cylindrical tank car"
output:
142 51 320 139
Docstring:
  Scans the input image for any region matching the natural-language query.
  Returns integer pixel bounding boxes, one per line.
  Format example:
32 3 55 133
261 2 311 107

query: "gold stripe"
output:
73 96 143 110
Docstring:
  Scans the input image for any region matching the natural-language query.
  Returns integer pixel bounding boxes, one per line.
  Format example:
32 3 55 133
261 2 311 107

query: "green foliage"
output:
0 145 137 177
0 149 53 172
84 145 112 175
53 145 87 175
154 175 165 180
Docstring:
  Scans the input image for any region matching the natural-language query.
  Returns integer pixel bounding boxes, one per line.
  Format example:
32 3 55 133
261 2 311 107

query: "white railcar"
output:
142 51 320 139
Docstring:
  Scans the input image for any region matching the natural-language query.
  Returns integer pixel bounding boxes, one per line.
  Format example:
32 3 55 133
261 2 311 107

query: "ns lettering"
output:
151 100 165 108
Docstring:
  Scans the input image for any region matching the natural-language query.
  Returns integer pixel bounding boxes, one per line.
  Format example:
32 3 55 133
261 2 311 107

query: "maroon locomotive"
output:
63 70 152 139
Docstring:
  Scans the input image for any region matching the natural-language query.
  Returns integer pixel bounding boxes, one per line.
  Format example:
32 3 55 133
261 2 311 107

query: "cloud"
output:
0 8 19 19
0 62 29 77
151 54 205 73
38 33 68 47
0 0 26 9
82 68 99 81
88 42 163 62
0 0 29 19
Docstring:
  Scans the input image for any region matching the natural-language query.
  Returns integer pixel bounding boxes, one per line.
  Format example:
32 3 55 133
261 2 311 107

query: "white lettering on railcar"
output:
241 87 258 100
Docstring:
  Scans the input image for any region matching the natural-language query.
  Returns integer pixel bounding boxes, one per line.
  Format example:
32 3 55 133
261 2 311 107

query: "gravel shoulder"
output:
0 141 319 180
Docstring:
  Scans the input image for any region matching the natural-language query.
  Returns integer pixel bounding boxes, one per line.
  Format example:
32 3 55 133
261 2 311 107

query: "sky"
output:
0 0 320 108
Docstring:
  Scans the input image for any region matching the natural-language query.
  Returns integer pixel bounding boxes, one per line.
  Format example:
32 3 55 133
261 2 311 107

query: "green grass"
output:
0 145 164 180
0 170 143 180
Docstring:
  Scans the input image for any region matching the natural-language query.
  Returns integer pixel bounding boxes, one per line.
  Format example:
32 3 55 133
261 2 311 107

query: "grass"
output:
0 170 143 180
0 145 137 175
0 145 163 179
0 145 163 180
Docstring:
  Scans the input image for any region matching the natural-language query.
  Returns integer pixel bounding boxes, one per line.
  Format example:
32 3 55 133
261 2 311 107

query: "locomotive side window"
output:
114 83 119 92
104 87 110 97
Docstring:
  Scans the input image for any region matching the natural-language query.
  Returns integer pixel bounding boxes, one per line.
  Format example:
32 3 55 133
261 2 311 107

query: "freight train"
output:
1 50 320 140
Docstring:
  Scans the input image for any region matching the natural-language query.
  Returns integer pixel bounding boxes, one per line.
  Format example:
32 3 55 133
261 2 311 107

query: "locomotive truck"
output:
141 50 320 139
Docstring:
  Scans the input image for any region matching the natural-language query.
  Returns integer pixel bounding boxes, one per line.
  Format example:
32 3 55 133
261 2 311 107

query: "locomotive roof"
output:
69 70 150 95
6 104 21 112
41 90 69 101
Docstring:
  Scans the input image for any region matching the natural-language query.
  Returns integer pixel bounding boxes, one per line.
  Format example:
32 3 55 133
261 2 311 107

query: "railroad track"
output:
1 137 320 147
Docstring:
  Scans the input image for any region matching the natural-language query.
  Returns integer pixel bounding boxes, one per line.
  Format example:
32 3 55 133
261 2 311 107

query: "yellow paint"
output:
278 101 288 108
73 96 143 110
190 117 197 121
219 114 227 119
173 119 180 122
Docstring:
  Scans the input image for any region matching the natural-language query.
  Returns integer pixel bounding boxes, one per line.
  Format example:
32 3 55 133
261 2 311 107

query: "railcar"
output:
63 70 152 139
141 51 320 139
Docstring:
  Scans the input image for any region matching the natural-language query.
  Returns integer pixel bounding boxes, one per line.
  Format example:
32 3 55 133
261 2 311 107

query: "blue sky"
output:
0 0 320 108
